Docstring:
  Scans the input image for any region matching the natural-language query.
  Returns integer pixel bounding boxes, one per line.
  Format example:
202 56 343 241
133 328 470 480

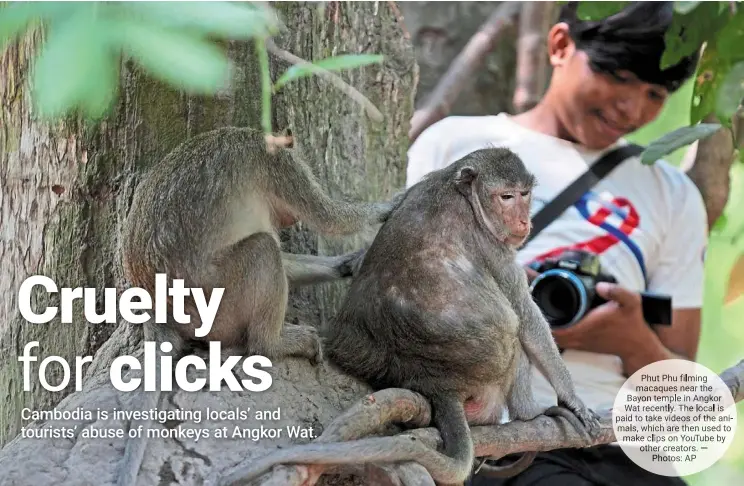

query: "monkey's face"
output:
492 188 532 248
453 153 535 249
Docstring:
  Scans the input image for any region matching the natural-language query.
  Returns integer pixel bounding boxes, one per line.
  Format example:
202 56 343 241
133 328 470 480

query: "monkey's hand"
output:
373 188 408 223
338 247 368 278
390 188 407 207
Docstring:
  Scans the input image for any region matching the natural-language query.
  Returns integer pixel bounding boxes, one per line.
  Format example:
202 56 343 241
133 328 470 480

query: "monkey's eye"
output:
520 191 530 197
500 194 514 201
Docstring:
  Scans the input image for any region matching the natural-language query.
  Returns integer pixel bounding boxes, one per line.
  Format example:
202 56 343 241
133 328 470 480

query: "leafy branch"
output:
0 1 385 139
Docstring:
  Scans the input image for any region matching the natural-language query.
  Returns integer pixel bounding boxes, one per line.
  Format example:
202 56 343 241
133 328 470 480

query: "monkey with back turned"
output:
115 126 400 486
217 146 600 486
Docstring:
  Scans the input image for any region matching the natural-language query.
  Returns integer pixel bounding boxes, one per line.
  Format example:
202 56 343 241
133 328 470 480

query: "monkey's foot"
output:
218 463 325 486
279 324 323 365
545 403 601 442
241 389 432 486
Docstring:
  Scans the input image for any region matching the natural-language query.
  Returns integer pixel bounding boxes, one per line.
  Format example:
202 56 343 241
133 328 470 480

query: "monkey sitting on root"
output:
216 146 601 486
115 126 402 486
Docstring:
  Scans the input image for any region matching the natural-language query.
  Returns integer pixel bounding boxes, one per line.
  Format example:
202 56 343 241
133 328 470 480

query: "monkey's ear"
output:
455 166 478 193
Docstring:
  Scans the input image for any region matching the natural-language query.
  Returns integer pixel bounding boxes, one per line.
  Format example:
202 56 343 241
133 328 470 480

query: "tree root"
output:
364 463 436 486
217 389 432 486
217 359 744 485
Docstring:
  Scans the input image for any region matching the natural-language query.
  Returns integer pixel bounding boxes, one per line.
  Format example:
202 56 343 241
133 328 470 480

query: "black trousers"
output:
465 445 687 486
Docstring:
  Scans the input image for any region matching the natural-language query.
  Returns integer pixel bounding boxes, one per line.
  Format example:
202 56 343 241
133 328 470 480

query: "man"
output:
405 2 707 485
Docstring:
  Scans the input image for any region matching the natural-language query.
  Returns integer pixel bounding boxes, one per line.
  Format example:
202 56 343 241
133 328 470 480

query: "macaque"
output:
216 146 600 486
115 126 398 486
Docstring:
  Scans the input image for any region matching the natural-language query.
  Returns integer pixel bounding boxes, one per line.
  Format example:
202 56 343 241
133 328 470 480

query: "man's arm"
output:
549 283 700 376
622 308 700 372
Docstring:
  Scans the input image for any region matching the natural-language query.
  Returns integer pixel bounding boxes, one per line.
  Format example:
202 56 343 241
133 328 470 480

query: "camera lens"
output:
530 270 588 328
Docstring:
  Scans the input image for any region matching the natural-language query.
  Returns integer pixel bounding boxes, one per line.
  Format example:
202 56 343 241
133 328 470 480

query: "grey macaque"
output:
115 126 397 486
216 147 600 486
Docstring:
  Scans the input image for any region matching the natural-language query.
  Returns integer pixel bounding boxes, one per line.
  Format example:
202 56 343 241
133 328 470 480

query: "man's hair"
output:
558 1 699 92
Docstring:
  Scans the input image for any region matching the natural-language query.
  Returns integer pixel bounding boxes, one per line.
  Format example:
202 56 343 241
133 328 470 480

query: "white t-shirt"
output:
406 113 708 413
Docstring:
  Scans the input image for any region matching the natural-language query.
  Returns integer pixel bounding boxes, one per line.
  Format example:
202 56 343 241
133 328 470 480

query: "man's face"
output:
547 24 669 150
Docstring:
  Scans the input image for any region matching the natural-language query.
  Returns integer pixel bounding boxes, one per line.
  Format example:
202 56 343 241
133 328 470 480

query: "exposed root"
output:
218 359 744 485
224 388 432 486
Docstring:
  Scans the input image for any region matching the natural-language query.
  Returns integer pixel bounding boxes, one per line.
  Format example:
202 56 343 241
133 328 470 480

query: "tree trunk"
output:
398 1 519 116
512 1 554 113
0 2 416 485
0 30 265 449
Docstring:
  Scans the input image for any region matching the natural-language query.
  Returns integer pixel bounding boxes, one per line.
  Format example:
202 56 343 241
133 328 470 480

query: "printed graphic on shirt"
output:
529 191 647 282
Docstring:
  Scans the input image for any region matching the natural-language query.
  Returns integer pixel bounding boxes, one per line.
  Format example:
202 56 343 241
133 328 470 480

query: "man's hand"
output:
551 282 672 376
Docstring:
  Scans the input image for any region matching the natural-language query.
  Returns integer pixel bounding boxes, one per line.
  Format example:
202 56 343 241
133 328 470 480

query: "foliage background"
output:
626 80 744 484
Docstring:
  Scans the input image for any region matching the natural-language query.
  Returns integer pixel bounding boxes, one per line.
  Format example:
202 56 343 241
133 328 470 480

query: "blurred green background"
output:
627 79 744 484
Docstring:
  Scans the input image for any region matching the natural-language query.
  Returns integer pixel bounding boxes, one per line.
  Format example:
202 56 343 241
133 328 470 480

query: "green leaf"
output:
640 123 722 164
77 44 119 120
115 1 280 40
31 4 110 119
661 2 727 70
274 54 384 91
111 20 229 94
256 38 272 135
712 213 729 234
716 9 744 62
575 1 629 20
674 2 701 15
691 42 731 125
716 61 744 122
720 162 744 239
702 236 740 331
0 1 80 51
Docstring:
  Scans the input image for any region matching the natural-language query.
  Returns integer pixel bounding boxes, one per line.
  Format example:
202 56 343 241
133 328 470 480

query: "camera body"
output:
528 249 672 329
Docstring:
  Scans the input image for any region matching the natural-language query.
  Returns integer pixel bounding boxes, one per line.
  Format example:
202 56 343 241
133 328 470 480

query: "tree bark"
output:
271 1 417 327
512 2 555 113
681 114 739 230
407 2 521 142
0 2 416 485
680 111 744 304
0 27 267 449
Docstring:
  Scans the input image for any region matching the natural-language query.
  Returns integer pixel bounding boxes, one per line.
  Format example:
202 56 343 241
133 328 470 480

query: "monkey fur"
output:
217 147 601 486
115 126 398 486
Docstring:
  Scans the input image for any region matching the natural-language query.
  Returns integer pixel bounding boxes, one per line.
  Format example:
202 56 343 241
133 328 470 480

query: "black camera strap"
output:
524 142 645 245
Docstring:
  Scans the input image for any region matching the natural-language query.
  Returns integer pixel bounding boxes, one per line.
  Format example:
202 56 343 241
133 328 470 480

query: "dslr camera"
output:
528 249 672 329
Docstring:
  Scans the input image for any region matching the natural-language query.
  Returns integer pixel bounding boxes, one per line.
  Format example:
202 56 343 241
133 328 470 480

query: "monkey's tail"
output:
116 322 182 486
430 393 476 482
474 451 537 478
